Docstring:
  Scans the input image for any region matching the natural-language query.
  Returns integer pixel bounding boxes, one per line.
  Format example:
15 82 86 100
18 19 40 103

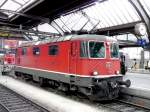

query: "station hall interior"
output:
0 0 150 112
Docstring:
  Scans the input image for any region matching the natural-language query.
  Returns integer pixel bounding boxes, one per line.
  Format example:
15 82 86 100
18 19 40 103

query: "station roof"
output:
0 0 147 29
53 0 141 34
0 0 96 28
0 0 149 49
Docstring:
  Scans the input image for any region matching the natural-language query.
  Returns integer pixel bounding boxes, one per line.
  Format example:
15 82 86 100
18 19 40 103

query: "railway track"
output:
96 100 150 112
45 87 150 112
43 86 150 112
0 103 9 112
6 76 150 112
45 86 150 112
0 84 49 112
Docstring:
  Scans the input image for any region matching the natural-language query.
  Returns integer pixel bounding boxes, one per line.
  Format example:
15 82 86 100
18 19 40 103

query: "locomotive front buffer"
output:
90 76 131 100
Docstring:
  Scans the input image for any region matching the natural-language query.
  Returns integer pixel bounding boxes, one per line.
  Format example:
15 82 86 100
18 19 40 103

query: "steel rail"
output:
0 84 50 112
96 100 150 112
115 99 150 111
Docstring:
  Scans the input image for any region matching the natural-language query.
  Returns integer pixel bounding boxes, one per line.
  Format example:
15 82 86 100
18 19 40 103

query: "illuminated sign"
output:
0 32 22 37
137 39 146 46
4 40 18 48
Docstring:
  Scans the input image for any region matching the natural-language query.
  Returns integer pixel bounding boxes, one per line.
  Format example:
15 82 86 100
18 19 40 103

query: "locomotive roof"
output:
70 34 117 41
20 34 117 47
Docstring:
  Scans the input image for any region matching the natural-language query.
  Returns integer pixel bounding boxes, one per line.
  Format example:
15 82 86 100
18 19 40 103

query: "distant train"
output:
14 34 130 101
1 53 15 73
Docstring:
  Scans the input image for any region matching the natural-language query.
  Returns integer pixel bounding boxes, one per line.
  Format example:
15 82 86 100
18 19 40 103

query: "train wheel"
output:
39 78 47 87
15 72 21 77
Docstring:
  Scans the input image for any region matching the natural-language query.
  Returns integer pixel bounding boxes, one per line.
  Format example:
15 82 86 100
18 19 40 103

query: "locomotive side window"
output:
80 41 88 58
89 41 105 58
33 47 40 55
22 48 26 55
49 45 58 55
110 43 119 58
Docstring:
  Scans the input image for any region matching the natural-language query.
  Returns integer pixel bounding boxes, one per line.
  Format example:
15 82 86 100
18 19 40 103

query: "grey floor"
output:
124 72 150 91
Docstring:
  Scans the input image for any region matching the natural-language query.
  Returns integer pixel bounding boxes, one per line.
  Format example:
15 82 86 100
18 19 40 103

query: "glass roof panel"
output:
52 0 141 32
0 0 36 17
37 23 58 34
139 0 150 18
0 0 7 7
1 1 20 11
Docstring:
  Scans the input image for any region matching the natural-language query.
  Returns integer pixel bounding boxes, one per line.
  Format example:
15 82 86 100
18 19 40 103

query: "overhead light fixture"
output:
4 45 9 49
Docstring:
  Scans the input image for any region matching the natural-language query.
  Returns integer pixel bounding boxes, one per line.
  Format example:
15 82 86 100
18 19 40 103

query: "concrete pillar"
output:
140 50 145 69
0 65 3 75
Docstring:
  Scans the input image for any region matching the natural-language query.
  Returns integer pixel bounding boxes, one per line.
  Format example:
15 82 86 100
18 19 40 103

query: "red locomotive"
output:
14 34 130 100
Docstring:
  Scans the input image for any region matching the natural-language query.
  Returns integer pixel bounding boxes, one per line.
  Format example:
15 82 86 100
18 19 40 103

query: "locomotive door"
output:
69 42 77 74
16 49 21 65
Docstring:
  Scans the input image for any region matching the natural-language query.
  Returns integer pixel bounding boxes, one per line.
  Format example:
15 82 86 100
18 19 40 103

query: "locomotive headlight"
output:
4 61 7 64
93 71 98 76
116 70 119 74
106 42 110 46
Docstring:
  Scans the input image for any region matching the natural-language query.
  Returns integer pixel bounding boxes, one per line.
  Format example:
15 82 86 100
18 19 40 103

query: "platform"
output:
0 76 109 112
123 72 150 90
128 69 150 74
122 72 150 100
120 72 150 108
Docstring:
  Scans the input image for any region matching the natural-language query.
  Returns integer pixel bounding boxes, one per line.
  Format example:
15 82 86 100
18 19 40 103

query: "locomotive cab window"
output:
110 43 119 58
33 47 40 55
89 41 105 58
22 48 26 55
49 45 58 55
